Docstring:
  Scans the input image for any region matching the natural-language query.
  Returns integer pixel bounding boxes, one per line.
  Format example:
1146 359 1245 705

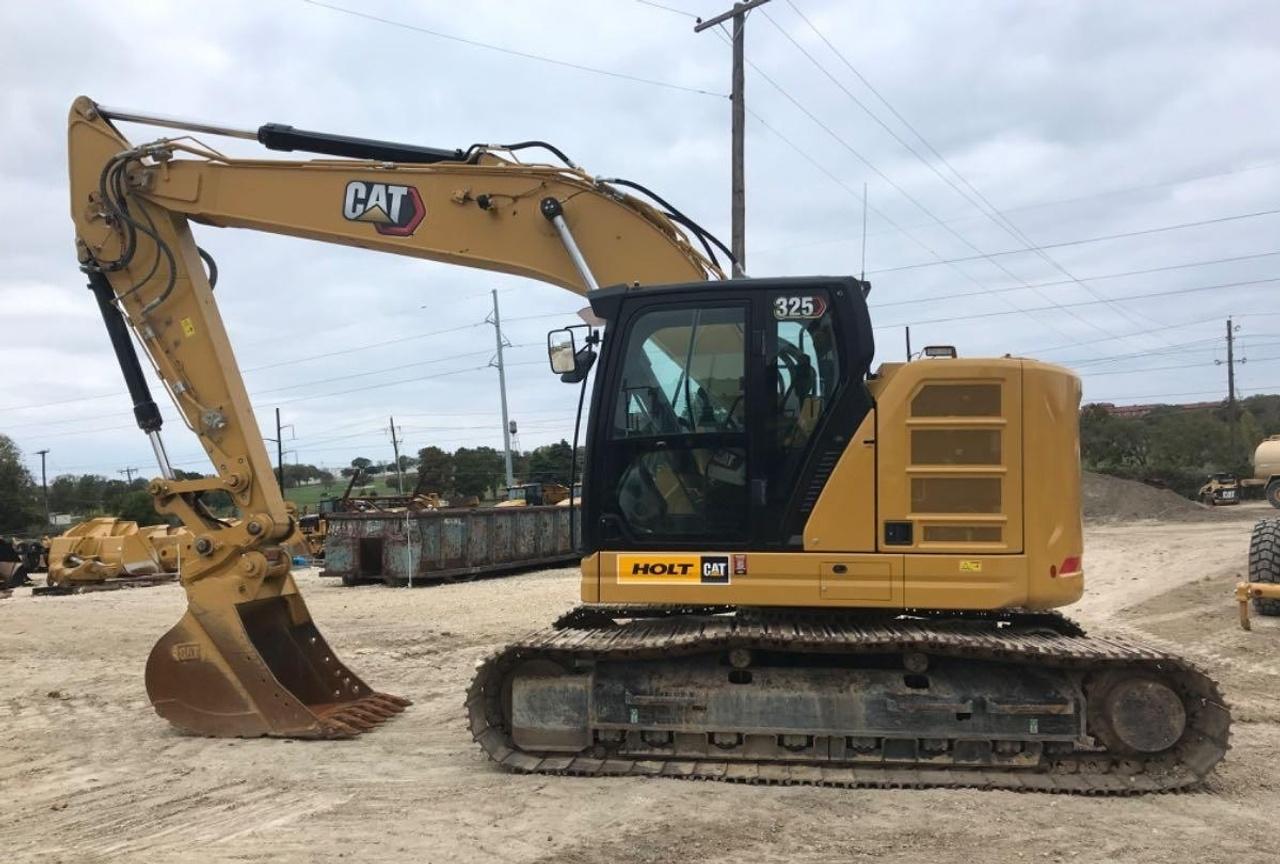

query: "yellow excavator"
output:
67 97 1228 790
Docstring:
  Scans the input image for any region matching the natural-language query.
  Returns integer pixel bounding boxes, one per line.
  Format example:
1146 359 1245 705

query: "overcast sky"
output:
2 0 1279 483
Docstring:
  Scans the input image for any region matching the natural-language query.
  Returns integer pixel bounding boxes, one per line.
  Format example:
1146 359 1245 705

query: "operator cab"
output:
548 276 874 554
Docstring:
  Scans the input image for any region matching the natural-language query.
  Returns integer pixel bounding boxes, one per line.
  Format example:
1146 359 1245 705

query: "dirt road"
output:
4 505 1277 864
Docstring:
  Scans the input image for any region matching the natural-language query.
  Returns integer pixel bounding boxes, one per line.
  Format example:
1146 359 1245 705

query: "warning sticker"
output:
959 560 983 573
618 554 731 585
180 317 196 338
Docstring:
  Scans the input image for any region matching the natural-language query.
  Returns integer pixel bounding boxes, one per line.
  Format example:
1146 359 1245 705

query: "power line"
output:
1068 338 1280 369
634 0 698 19
870 248 1280 311
773 1 1165 339
243 321 489 373
1086 385 1278 403
0 321 492 413
36 415 582 477
736 35 1125 343
297 0 725 98
878 275 1280 329
1084 353 1280 378
1063 337 1224 369
1030 313 1280 360
3 310 572 416
2 342 545 434
1032 319 1211 357
253 343 537 396
754 156 1280 256
869 208 1280 276
260 360 546 408
13 359 541 441
716 42 1090 349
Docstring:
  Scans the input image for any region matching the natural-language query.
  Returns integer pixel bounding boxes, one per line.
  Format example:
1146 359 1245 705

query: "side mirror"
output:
547 326 597 383
548 328 578 374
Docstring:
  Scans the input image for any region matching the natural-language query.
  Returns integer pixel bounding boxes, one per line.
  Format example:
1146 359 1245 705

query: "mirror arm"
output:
560 346 597 384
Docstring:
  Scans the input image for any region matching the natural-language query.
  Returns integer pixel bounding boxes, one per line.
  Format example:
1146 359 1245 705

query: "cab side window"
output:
606 305 749 539
773 311 839 459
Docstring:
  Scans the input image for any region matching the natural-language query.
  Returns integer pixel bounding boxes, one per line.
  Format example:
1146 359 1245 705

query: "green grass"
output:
284 481 387 512
283 483 336 511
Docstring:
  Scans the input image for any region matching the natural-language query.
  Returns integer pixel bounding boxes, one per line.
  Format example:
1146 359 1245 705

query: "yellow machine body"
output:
581 357 1083 610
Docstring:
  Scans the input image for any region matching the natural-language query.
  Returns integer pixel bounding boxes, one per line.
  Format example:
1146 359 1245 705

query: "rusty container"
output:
321 505 578 585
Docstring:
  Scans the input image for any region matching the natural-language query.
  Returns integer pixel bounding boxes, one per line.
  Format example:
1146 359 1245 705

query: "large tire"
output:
1267 480 1280 509
1249 520 1280 616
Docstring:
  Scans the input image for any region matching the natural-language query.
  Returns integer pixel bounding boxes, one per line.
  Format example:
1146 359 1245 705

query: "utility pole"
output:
1225 317 1240 463
119 466 139 484
265 410 294 493
487 289 515 490
695 0 771 278
388 416 405 495
36 449 50 527
275 408 285 492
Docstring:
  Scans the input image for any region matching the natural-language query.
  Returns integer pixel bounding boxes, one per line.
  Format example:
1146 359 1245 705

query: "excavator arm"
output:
66 96 722 738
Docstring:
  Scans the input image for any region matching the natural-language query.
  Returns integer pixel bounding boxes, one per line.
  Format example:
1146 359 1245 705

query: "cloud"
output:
2 0 1279 480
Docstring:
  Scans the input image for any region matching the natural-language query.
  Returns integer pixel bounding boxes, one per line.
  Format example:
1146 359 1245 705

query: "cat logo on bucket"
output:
342 181 425 236
619 554 732 585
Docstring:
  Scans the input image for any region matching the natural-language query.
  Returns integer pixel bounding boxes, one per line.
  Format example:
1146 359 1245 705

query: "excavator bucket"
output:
145 575 408 738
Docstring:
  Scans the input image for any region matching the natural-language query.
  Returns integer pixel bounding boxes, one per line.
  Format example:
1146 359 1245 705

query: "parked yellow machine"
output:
1198 473 1240 506
45 517 185 589
65 97 1228 790
496 483 570 508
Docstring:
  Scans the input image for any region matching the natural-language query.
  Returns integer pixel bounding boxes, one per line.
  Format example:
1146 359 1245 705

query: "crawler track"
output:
467 608 1230 793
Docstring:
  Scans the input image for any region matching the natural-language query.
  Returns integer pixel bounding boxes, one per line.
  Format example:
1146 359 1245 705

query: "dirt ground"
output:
3 502 1278 864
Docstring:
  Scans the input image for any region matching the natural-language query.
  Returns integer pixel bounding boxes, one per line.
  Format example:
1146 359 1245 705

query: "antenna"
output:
860 182 868 281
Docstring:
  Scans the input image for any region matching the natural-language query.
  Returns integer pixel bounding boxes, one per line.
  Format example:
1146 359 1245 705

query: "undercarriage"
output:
468 607 1229 793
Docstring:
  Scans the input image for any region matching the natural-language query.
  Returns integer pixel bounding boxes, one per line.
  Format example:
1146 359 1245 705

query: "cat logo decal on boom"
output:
618 554 732 585
342 181 426 236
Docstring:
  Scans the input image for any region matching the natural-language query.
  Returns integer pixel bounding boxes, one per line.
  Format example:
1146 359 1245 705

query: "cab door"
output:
591 297 756 550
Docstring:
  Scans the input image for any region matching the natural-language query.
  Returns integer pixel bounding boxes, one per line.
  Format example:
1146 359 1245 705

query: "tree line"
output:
344 440 582 500
1081 394 1280 497
0 432 585 533
11 392 1272 533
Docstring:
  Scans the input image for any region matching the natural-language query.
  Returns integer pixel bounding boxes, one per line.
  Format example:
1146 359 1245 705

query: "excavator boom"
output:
67 96 722 738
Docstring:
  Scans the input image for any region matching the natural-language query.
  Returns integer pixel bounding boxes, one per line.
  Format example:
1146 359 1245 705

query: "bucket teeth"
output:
320 717 361 738
355 702 394 720
312 692 411 737
332 711 377 731
371 693 412 711
346 705 385 724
